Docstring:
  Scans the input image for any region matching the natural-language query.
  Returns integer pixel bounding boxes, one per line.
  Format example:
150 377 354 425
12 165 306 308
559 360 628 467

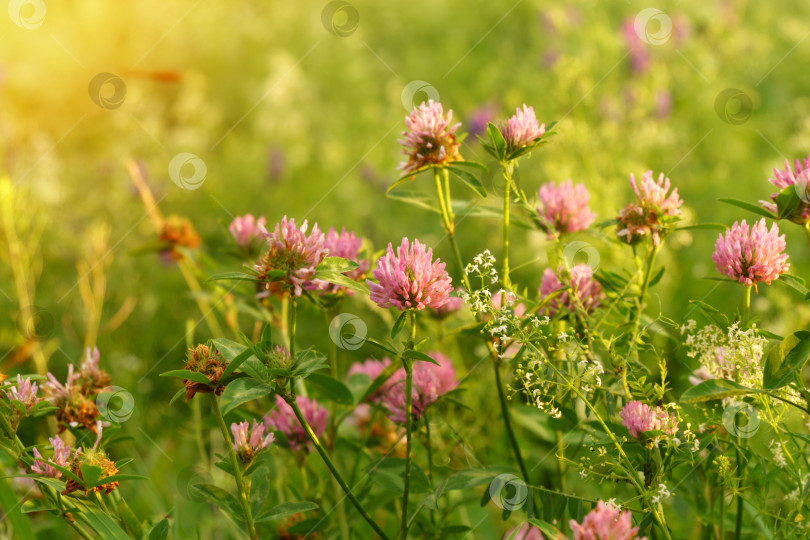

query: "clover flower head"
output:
383 352 457 423
31 435 71 479
368 237 453 311
537 180 596 236
398 100 463 174
265 395 328 453
501 104 546 150
569 501 647 540
231 419 275 463
712 219 789 290
256 216 329 296
229 214 267 248
617 171 683 246
539 264 603 316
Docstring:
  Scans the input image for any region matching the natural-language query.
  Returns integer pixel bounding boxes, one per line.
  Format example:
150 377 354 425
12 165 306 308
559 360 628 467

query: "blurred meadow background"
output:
2 0 810 537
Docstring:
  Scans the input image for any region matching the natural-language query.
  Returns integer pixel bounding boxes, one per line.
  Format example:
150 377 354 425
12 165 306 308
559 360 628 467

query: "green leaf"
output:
486 122 506 161
365 458 431 493
192 484 243 521
448 160 488 171
448 166 487 198
255 501 319 523
362 337 399 355
160 370 211 385
211 338 250 362
220 378 274 415
0 479 35 539
402 350 439 365
527 518 563 539
777 274 809 295
317 271 369 295
386 190 439 213
315 256 359 274
680 379 758 403
305 373 354 405
71 500 132 540
775 185 801 219
763 331 810 389
291 349 329 379
444 467 512 491
206 272 261 283
21 499 57 514
250 466 269 516
147 519 170 540
80 464 104 488
169 388 186 405
688 300 729 328
219 347 255 382
391 311 408 339
717 198 775 218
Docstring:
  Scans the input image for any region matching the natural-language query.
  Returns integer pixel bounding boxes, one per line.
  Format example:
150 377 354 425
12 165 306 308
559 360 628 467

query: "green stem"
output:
742 286 752 326
208 393 256 540
735 435 747 539
288 295 297 358
719 485 726 539
287 395 389 539
401 311 417 538
326 313 350 540
501 162 513 288
434 168 470 290
492 353 533 508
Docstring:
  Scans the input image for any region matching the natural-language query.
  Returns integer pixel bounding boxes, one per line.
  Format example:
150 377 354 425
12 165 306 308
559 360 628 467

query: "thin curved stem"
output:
400 311 418 538
434 168 470 290
492 353 531 488
209 393 256 540
742 285 752 326
287 395 390 539
501 162 514 288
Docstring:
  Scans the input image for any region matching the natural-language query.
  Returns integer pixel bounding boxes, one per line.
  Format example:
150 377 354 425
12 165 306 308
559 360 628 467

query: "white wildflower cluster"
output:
768 439 788 468
786 474 810 504
464 250 498 284
651 483 673 504
674 422 701 453
684 322 801 405
514 356 562 418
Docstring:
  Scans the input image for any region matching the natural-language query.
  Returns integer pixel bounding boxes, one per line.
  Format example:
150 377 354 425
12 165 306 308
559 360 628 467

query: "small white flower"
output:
559 331 569 342
606 498 620 510
579 469 588 479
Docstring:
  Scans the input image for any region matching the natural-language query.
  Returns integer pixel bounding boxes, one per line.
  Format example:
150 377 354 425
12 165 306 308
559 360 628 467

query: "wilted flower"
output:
307 227 370 295
62 422 119 495
383 352 457 424
4 374 42 414
616 171 683 246
539 264 603 316
31 436 71 479
183 344 227 401
568 501 647 540
399 100 463 174
504 523 545 540
158 215 201 262
620 400 678 439
712 219 789 290
77 347 111 396
536 180 596 236
501 104 546 151
759 152 810 223
44 364 100 433
231 419 275 464
347 358 392 403
265 395 328 452
368 238 453 311
255 216 328 296
229 214 267 249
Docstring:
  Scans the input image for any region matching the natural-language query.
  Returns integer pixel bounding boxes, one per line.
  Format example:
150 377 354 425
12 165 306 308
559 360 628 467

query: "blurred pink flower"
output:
620 400 678 439
569 501 647 540
368 238 453 311
4 374 42 413
229 214 267 248
256 216 328 296
712 219 789 290
347 358 392 403
265 395 328 452
383 352 457 424
688 366 714 386
623 18 650 73
31 436 71 479
759 153 810 224
617 171 683 246
504 523 545 540
539 264 603 316
467 104 496 138
231 419 274 463
432 290 465 318
399 100 462 174
307 227 370 295
501 104 546 150
537 180 596 236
